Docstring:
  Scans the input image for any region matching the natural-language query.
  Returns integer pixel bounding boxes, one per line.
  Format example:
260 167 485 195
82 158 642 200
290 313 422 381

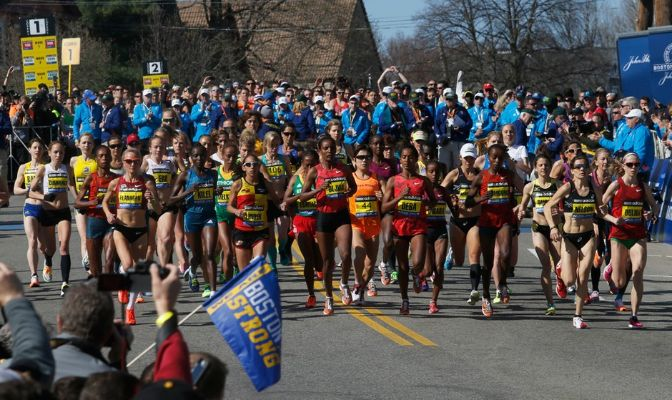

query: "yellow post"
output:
68 65 72 95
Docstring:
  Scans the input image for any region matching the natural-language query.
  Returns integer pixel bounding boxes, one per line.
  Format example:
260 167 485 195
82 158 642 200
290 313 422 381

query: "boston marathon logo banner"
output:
203 256 281 391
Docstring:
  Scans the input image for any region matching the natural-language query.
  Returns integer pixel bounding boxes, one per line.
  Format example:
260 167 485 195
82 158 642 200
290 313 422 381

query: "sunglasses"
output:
336 91 344 94
565 148 581 154
134 95 141 98
355 155 371 160
625 162 641 168
162 118 174 122
573 164 588 170
243 162 259 168
108 144 121 149
124 158 141 165
282 131 294 135
245 82 254 85
217 141 227 145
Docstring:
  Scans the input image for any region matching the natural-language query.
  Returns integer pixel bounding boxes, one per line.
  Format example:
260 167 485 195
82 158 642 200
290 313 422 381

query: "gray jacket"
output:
51 332 116 383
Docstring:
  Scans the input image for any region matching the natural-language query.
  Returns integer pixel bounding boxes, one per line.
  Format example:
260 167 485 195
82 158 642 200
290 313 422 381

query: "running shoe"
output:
444 254 453 271
118 290 129 304
421 278 430 292
189 273 200 293
306 295 317 309
60 282 69 297
126 308 137 325
390 270 399 284
545 304 556 316
29 274 39 288
614 299 629 312
233 266 240 276
603 263 618 294
501 286 510 304
315 270 324 280
573 316 588 329
411 270 422 294
481 298 493 318
428 300 439 314
82 254 90 272
493 290 502 304
556 278 567 299
400 299 410 315
339 282 352 306
201 285 212 298
467 290 480 305
378 262 391 285
589 290 600 304
323 297 334 316
182 266 192 282
367 280 378 297
352 284 362 306
136 293 145 303
567 285 576 296
42 264 52 283
217 272 226 285
628 316 644 329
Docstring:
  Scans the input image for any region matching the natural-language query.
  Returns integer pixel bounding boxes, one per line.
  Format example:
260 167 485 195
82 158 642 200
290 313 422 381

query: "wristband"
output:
550 226 558 230
155 310 174 327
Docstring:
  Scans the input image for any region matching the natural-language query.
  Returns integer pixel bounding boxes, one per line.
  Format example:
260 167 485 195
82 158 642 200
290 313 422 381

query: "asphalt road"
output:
2 201 672 400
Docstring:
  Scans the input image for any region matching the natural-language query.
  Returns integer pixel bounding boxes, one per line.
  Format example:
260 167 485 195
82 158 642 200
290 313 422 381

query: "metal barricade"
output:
8 124 61 184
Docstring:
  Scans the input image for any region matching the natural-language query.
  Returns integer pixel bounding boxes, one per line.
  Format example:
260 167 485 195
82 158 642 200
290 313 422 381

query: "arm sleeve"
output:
481 110 495 136
153 314 191 384
598 136 615 151
4 298 55 387
632 128 650 163
305 109 315 134
72 106 81 140
133 105 146 128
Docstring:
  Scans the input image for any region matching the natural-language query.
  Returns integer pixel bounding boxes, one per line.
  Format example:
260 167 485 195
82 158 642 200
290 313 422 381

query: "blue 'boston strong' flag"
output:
203 256 282 391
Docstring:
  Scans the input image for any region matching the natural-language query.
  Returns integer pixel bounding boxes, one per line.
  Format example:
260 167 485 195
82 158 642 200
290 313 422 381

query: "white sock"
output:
127 292 137 310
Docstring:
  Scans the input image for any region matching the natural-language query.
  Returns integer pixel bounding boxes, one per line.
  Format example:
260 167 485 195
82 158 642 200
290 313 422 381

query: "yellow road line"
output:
289 241 436 347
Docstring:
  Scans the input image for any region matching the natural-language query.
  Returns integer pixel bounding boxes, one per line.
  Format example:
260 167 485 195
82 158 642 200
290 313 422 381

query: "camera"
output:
97 261 169 293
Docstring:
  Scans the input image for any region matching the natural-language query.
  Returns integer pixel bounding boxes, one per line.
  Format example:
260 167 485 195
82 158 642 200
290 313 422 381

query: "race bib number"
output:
194 186 214 203
153 171 171 188
354 196 378 218
267 164 285 180
534 195 552 214
47 173 68 193
487 183 510 205
397 196 421 217
326 178 347 199
118 190 143 209
622 201 643 223
243 205 267 227
427 202 446 221
571 199 595 219
217 190 230 206
297 198 316 213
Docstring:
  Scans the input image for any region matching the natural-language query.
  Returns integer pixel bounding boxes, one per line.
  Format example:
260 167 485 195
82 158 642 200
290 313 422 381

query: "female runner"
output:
465 144 523 318
171 132 191 274
75 146 118 277
543 154 616 329
103 147 160 324
260 131 291 268
108 134 124 175
143 136 178 265
441 143 481 305
382 144 436 315
518 154 562 315
550 140 582 183
425 160 449 313
325 120 349 164
590 148 612 300
370 134 397 286
301 136 357 315
284 150 321 308
228 154 281 271
30 141 76 296
170 143 218 298
215 142 240 284
348 144 383 306
602 153 658 328
71 133 97 273
14 139 44 287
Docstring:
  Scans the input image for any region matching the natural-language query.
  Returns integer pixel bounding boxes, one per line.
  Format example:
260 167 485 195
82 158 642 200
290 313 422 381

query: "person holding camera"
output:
434 90 472 170
102 147 160 325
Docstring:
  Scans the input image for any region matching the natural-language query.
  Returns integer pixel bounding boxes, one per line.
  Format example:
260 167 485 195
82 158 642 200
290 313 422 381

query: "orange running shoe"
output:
135 293 145 303
481 298 493 318
428 300 439 314
323 297 334 316
118 290 129 304
306 295 317 309
125 308 137 325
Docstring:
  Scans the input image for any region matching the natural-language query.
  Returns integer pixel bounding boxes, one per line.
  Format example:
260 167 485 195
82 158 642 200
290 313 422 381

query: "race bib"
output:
153 171 171 189
571 199 595 219
267 164 285 180
622 201 643 223
118 189 143 209
427 202 446 221
243 204 267 227
47 173 68 193
297 198 316 213
487 183 510 205
534 195 552 214
326 178 347 199
397 196 421 217
217 190 230 206
194 186 214 203
354 195 378 218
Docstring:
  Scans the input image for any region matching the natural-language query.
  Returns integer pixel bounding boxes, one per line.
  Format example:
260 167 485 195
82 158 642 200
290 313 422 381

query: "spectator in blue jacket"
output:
190 88 222 142
100 94 122 144
133 89 162 145
341 95 371 147
542 108 569 160
373 86 393 134
497 91 525 129
313 97 331 136
468 92 495 141
291 97 315 141
405 92 433 133
598 108 654 177
73 89 102 143
434 92 472 169
511 108 536 148
375 92 408 139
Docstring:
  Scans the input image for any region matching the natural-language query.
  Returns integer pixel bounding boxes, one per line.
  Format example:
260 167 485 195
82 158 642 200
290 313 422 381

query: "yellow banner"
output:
20 36 59 95
143 74 170 89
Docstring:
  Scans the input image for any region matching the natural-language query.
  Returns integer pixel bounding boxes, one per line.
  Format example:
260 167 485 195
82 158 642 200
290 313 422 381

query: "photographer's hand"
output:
150 263 180 317
0 262 23 306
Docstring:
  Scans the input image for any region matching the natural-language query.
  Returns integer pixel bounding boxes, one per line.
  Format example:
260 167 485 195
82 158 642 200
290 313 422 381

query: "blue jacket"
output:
190 101 222 142
376 103 408 138
315 110 333 136
599 122 655 170
73 102 103 141
294 108 316 141
179 112 192 136
544 121 565 160
341 108 371 145
404 103 433 133
101 105 122 143
468 105 495 141
526 109 547 155
434 104 472 142
497 101 520 130
133 103 162 140
511 118 529 147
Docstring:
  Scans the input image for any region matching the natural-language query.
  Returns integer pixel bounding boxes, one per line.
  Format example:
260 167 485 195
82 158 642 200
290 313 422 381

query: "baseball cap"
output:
127 133 140 145
275 87 286 95
483 83 494 90
521 108 537 116
583 90 595 99
171 99 183 107
460 143 477 158
102 93 114 102
415 88 425 94
411 130 428 142
410 92 419 102
278 96 288 105
260 105 273 118
531 92 543 101
349 95 360 102
474 92 485 99
442 88 454 97
391 80 400 86
83 89 97 101
624 108 643 119
279 81 289 88
313 95 324 103
143 89 153 97
197 88 209 97
382 86 393 95
388 92 399 102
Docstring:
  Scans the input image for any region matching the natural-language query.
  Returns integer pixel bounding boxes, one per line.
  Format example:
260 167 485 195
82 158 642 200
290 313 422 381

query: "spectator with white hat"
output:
132 89 162 148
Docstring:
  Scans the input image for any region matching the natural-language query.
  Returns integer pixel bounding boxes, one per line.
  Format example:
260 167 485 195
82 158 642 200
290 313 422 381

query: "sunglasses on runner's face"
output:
108 144 121 149
573 164 588 170
355 154 371 160
124 158 141 165
625 162 641 168
243 162 259 168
